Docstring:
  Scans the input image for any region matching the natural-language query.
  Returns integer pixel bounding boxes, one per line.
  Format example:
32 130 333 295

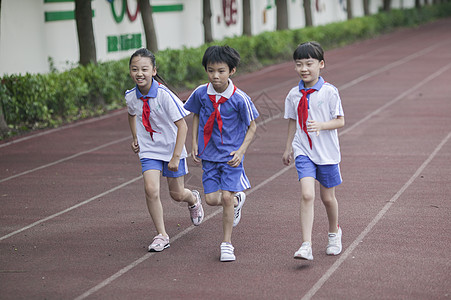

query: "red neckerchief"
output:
200 85 237 154
298 88 316 149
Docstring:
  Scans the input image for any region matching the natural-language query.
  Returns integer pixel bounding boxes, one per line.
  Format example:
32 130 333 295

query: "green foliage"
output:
1 2 451 138
220 35 260 71
253 30 295 64
0 59 133 133
156 46 208 90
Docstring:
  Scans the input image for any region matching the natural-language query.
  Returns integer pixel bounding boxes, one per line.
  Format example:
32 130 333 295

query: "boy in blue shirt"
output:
185 45 259 262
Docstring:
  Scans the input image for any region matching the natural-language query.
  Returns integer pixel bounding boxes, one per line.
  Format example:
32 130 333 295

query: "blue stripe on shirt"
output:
158 85 188 118
236 89 256 122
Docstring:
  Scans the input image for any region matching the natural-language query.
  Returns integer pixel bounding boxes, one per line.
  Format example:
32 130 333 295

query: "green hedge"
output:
1 3 451 138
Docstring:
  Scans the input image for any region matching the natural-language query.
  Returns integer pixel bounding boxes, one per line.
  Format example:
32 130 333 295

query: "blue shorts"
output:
140 158 188 178
295 155 342 188
202 160 250 194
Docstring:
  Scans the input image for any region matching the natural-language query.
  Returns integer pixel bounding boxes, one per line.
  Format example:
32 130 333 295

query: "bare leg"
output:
205 191 222 206
221 191 234 244
205 191 239 207
167 176 196 206
143 170 167 237
320 185 339 233
299 177 316 243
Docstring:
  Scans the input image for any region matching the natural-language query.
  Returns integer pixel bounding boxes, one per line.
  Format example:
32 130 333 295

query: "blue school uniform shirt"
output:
184 79 259 162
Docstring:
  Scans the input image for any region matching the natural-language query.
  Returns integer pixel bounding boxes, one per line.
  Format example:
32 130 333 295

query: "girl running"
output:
126 48 204 252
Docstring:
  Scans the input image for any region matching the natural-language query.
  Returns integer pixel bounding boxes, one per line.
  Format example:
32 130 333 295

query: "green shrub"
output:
253 30 294 64
1 74 53 128
156 46 207 91
220 35 260 72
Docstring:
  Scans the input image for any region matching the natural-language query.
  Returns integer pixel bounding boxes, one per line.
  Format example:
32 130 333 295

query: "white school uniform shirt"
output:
125 79 189 161
284 76 344 165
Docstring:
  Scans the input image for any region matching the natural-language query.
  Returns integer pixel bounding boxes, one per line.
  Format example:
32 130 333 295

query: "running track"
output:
1 19 450 299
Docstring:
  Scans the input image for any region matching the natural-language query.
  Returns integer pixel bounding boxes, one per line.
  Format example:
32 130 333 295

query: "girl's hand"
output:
307 120 322 136
168 156 180 172
191 145 201 163
282 149 293 166
131 141 140 154
227 150 244 168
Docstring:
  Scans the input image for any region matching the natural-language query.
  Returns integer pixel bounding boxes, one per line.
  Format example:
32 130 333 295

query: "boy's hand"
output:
191 145 201 163
307 120 321 136
228 150 244 168
131 141 140 154
282 149 293 166
168 156 180 172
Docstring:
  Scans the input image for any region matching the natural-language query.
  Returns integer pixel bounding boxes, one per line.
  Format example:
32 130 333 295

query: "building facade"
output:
0 0 415 75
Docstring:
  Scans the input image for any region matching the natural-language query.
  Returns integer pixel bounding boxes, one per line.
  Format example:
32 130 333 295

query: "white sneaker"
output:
326 226 342 255
220 242 236 262
294 242 313 260
188 190 204 226
233 192 246 227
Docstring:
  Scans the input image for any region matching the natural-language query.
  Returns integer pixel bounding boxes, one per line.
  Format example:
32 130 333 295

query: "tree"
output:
346 0 353 19
242 0 252 36
276 0 289 30
303 0 313 27
363 0 370 16
383 0 391 11
0 104 9 136
138 0 158 53
74 0 97 65
0 0 7 134
203 0 213 43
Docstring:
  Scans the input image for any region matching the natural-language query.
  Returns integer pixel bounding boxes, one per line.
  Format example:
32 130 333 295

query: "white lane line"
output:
339 43 442 90
340 62 451 136
0 176 142 242
0 136 129 184
301 131 451 300
0 110 125 149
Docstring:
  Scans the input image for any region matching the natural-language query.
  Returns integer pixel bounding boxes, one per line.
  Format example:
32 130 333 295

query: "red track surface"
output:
1 19 450 300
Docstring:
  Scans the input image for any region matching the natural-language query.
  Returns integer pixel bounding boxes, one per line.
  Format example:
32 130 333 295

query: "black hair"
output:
202 45 240 72
129 48 178 96
293 41 324 63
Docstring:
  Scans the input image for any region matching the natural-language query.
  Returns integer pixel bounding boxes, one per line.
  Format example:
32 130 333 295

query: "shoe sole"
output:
294 255 313 261
148 243 170 252
326 249 342 256
220 257 236 262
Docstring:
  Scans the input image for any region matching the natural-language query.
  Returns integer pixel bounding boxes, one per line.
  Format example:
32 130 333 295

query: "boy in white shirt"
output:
282 41 345 261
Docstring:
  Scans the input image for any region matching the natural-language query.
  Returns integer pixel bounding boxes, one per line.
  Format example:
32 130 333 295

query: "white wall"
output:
0 0 414 76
